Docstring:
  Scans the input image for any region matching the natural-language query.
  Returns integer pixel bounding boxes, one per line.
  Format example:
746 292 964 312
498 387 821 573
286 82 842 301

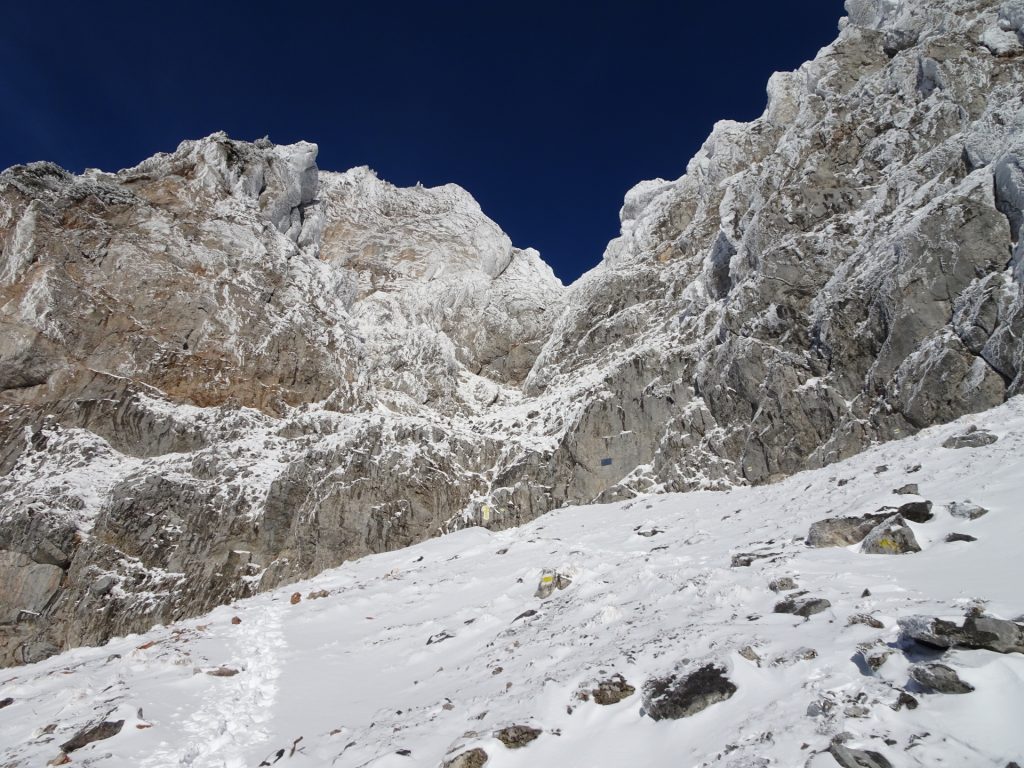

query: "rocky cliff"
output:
1 0 1022 666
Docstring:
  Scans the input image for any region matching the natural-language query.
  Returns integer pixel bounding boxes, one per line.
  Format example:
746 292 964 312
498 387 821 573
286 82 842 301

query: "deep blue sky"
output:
0 1 844 283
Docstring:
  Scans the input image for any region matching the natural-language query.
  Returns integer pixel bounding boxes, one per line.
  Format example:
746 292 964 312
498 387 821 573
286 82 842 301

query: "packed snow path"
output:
2 401 1024 767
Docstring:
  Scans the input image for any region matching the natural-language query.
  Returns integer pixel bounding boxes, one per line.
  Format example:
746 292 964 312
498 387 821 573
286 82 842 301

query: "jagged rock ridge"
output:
0 0 1022 665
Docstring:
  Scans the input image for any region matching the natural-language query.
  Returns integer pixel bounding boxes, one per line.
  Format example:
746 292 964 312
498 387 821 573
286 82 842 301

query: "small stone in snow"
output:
0 697 12 709
945 532 977 543
847 613 885 629
893 691 919 710
442 748 488 768
206 666 240 677
494 724 542 749
289 592 301 605
894 483 919 495
828 743 893 768
769 576 798 592
427 630 455 646
591 674 635 705
231 616 242 625
948 501 988 520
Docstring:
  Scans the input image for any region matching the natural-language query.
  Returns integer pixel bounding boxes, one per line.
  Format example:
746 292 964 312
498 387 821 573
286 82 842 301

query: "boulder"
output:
642 664 736 720
806 514 889 547
895 500 933 523
909 662 975 694
827 743 893 768
898 615 1024 654
948 502 988 520
60 719 124 752
945 532 977 543
773 595 832 618
942 427 998 449
860 515 921 555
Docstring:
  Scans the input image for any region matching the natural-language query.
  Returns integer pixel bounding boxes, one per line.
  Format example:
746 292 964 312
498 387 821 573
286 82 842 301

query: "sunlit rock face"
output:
1 0 1022 666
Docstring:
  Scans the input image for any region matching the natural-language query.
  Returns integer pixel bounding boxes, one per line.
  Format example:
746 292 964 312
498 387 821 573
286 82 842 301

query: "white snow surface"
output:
2 401 1023 767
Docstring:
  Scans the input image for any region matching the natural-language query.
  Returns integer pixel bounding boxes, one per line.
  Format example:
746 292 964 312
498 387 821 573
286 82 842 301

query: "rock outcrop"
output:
2 0 1023 665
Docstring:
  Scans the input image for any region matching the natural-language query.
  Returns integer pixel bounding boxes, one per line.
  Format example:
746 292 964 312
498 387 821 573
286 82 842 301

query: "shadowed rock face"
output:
2 0 1024 666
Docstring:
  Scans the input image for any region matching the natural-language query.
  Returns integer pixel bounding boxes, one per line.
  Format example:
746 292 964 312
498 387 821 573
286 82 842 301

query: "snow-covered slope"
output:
2 400 1022 767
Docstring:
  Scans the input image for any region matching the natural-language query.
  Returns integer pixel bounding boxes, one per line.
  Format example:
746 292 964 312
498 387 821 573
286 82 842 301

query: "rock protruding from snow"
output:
641 664 737 720
807 514 889 547
909 662 975 694
899 614 1024 654
860 515 921 555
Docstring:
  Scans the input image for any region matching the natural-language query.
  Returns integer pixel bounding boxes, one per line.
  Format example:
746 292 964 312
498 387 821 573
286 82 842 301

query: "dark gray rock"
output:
895 500 933 524
948 501 988 520
806 514 889 548
943 427 999 449
945 532 977 543
0 550 63 624
60 719 124 752
774 596 832 618
828 743 893 768
860 515 921 555
899 615 1024 654
909 662 975 694
642 664 737 720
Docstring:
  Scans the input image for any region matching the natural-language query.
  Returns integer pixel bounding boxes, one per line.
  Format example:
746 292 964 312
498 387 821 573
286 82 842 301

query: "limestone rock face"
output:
2 0 1024 666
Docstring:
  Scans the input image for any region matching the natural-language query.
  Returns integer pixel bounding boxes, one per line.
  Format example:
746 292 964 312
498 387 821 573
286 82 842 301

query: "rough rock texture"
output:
590 674 636 705
828 742 894 768
492 725 541 749
441 748 488 768
3 0 1024 665
899 614 1024 653
942 426 1000 448
909 661 976 693
894 499 934 523
642 663 737 720
948 501 989 519
807 514 890 547
860 514 922 554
